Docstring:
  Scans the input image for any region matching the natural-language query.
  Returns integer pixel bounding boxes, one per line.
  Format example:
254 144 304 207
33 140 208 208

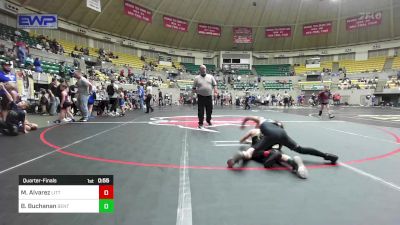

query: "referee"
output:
192 65 218 129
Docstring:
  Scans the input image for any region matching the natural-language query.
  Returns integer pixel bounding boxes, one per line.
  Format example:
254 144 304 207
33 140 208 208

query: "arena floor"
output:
1 105 400 225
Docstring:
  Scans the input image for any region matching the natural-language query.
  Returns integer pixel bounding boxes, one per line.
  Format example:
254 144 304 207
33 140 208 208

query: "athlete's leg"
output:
281 133 338 163
281 154 308 179
326 104 334 118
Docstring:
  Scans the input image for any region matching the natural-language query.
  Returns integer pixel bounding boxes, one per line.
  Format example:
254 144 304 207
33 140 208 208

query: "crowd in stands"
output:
38 74 173 119
338 77 378 90
384 75 400 89
98 47 119 62
4 22 400 137
34 35 65 55
0 60 38 136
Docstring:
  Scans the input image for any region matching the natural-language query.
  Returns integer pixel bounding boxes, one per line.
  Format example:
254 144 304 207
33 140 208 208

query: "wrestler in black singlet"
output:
253 121 338 163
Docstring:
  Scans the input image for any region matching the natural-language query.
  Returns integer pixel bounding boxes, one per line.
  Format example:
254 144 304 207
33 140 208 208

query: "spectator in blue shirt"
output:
0 61 18 120
137 84 145 110
33 58 43 73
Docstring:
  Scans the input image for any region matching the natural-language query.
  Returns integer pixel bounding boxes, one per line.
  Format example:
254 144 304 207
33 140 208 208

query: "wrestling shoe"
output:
293 156 308 179
324 153 338 164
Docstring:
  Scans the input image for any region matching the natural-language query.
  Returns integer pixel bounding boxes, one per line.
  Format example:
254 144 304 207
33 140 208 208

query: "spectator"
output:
192 65 218 128
74 70 92 122
0 61 17 121
48 78 59 115
0 83 30 135
5 48 15 60
33 58 43 73
87 81 96 118
39 89 49 115
14 39 29 67
107 80 118 116
145 81 154 113
59 62 66 78
25 55 34 70
0 44 5 55
83 47 89 56
137 83 145 110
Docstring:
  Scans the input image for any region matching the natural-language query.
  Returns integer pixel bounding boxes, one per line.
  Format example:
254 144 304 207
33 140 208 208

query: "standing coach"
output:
192 65 218 129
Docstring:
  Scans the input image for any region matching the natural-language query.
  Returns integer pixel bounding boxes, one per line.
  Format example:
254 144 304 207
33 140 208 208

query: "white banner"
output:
159 61 172 66
87 0 101 12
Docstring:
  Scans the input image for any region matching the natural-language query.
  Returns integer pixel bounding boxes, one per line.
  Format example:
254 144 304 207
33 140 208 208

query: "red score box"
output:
99 185 114 199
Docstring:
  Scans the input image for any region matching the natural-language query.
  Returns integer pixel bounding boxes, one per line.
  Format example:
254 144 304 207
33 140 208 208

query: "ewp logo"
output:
149 115 254 132
17 14 58 29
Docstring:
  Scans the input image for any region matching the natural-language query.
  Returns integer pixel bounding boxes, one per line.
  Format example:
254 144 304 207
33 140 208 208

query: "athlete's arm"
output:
192 78 197 94
239 129 257 143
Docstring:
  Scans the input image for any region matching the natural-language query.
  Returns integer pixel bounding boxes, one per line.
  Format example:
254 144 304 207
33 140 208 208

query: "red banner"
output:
233 27 253 43
124 1 152 23
346 11 382 30
265 26 292 38
163 15 188 32
303 22 332 36
198 23 221 37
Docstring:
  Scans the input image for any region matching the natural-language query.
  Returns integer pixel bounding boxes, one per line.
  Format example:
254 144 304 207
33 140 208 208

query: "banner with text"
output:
303 22 332 36
233 27 253 44
223 64 250 70
86 0 101 12
265 26 292 38
198 23 221 37
163 15 188 32
346 11 382 30
124 1 152 23
17 14 58 29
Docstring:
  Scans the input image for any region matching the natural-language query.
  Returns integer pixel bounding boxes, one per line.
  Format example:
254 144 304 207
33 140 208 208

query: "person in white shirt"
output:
192 65 218 128
145 81 154 113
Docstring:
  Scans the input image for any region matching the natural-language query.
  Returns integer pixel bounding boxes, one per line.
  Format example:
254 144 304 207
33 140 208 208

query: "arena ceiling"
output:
12 0 400 52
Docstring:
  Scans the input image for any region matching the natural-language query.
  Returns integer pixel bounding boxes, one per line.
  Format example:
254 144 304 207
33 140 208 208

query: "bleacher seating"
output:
339 78 377 90
263 81 292 90
392 57 400 69
41 61 60 74
217 82 227 90
0 23 38 47
176 80 194 90
181 63 216 74
111 52 143 69
57 40 98 58
339 57 385 74
254 64 291 76
173 61 182 70
204 64 216 72
58 39 144 69
297 81 332 91
181 63 198 74
236 69 252 75
233 81 257 90
384 77 400 89
294 62 333 75
0 54 8 64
